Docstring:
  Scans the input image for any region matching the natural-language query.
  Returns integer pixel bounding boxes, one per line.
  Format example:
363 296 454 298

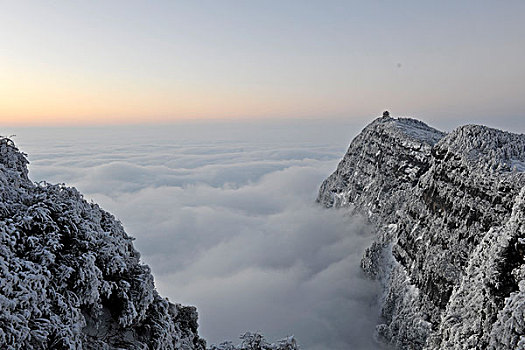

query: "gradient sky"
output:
1 1 524 126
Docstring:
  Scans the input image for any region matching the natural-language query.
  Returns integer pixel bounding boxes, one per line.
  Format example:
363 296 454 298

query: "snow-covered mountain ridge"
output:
318 115 525 349
0 137 206 349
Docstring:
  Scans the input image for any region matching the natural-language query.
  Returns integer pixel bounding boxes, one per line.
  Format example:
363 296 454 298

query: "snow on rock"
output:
209 332 299 350
0 137 206 349
318 115 525 349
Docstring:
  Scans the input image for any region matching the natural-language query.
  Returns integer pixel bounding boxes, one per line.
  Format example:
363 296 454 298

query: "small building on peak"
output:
382 111 390 118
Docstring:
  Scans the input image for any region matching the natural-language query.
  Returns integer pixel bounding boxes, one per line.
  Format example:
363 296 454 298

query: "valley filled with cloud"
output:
8 120 380 349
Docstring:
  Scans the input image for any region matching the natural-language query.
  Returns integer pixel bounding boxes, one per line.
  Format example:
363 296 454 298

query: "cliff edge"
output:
0 137 206 349
318 115 525 349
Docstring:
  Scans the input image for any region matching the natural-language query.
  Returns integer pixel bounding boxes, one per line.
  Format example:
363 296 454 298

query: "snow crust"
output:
392 117 445 145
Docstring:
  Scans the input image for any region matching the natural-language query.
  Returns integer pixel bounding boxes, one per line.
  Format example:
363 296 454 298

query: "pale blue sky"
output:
1 1 524 126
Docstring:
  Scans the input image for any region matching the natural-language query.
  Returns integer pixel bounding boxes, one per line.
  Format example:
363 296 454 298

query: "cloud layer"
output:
11 121 381 349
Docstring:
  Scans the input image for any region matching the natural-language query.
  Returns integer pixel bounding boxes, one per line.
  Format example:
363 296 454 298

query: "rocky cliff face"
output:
0 137 206 349
318 115 525 349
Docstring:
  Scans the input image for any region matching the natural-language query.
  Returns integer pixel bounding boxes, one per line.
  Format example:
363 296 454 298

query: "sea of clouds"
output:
7 119 381 349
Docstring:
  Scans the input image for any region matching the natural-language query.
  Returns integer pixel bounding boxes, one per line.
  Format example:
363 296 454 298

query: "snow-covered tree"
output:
209 332 299 350
0 137 206 349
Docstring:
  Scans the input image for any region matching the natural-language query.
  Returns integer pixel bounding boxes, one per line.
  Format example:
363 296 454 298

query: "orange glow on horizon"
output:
1 59 352 126
0 72 375 126
0 93 347 126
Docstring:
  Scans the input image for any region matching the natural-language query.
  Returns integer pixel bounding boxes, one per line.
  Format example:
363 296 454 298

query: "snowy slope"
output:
318 115 525 349
0 137 206 349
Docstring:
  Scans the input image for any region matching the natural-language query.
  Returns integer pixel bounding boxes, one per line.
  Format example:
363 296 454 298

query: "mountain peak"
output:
367 115 446 146
436 123 525 172
318 115 525 349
